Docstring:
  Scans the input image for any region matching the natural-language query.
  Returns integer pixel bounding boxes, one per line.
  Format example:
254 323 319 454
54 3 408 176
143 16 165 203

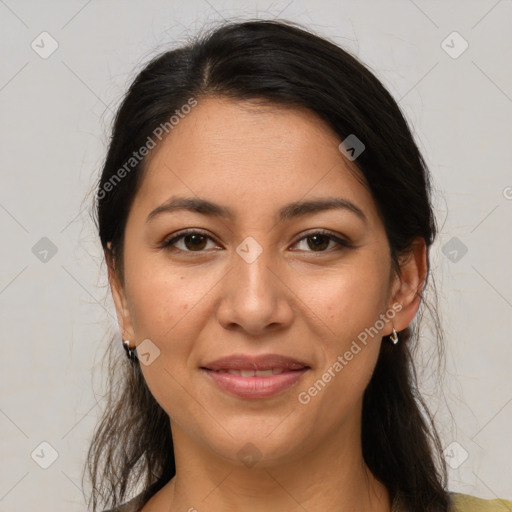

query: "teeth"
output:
255 369 273 377
220 368 286 377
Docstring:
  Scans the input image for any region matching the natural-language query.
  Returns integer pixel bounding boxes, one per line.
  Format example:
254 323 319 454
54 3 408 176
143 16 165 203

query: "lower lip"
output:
201 368 309 399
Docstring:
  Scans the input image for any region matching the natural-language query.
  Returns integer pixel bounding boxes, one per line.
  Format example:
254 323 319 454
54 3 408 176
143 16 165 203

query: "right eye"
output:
160 229 222 253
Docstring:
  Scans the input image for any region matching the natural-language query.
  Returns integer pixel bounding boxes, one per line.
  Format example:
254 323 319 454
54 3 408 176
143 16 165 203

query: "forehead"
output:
132 97 379 225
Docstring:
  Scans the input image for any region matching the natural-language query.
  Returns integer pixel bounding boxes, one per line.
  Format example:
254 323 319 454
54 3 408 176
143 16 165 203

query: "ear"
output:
384 237 428 335
106 242 135 342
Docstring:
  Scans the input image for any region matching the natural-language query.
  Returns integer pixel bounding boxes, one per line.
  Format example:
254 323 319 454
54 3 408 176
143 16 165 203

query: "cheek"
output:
292 255 389 402
294 271 387 434
123 261 208 418
295 259 390 345
123 253 208 339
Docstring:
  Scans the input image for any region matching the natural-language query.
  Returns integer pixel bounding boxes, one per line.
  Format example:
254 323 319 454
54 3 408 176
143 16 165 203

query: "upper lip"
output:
201 353 310 372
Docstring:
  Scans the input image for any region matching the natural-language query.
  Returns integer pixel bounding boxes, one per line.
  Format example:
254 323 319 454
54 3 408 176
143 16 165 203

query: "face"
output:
110 97 415 469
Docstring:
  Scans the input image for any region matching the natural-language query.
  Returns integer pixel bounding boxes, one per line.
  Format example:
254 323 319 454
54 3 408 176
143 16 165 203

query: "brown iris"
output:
306 234 330 251
183 234 208 251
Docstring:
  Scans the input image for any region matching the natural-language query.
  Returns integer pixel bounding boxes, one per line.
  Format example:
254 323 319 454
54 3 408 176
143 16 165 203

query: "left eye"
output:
293 232 351 252
161 230 352 253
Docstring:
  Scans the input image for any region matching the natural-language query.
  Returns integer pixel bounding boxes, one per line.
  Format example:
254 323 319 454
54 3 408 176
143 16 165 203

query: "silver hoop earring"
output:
123 339 137 361
389 328 399 345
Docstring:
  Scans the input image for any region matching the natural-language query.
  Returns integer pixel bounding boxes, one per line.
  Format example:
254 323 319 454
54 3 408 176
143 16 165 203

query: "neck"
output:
147 416 391 512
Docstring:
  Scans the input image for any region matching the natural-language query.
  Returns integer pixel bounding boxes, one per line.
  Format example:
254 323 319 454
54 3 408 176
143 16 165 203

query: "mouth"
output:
204 368 300 377
200 353 311 399
201 353 310 372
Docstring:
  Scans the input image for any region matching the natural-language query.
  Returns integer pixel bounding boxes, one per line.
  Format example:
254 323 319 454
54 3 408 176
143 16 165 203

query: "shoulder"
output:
392 492 511 512
450 492 512 511
101 492 146 512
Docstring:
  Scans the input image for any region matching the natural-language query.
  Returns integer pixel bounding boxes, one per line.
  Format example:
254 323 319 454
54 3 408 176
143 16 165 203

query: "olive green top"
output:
448 494 512 511
103 492 512 512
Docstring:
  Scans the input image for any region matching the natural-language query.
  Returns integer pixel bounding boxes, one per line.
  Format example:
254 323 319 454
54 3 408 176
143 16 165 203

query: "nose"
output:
215 244 294 336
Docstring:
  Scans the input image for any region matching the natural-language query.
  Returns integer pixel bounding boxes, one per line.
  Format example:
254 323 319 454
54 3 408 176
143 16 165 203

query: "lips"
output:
201 353 310 372
215 368 286 377
200 353 310 399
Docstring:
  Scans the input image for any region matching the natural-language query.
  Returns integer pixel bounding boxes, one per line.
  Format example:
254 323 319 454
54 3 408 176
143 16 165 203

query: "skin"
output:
108 97 427 512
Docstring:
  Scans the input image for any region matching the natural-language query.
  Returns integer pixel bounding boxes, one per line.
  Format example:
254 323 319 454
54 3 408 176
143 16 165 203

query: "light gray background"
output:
1 1 511 510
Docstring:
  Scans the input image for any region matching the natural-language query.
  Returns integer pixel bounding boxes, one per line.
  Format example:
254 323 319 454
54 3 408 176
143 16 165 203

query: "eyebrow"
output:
146 196 367 224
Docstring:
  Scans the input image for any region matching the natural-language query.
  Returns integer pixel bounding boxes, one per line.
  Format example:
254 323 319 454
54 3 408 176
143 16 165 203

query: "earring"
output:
389 327 399 345
123 339 137 361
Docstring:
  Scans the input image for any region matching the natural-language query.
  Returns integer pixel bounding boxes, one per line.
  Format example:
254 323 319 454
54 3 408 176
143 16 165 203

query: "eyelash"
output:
159 229 355 255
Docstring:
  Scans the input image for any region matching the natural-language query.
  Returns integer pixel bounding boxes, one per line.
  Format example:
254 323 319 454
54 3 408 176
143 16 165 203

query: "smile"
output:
211 368 287 377
201 367 309 399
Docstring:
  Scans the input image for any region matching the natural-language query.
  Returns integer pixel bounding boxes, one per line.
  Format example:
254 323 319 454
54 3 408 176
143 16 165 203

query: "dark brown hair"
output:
85 18 449 512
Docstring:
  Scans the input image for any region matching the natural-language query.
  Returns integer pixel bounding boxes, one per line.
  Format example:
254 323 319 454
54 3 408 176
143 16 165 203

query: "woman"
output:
85 19 511 512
